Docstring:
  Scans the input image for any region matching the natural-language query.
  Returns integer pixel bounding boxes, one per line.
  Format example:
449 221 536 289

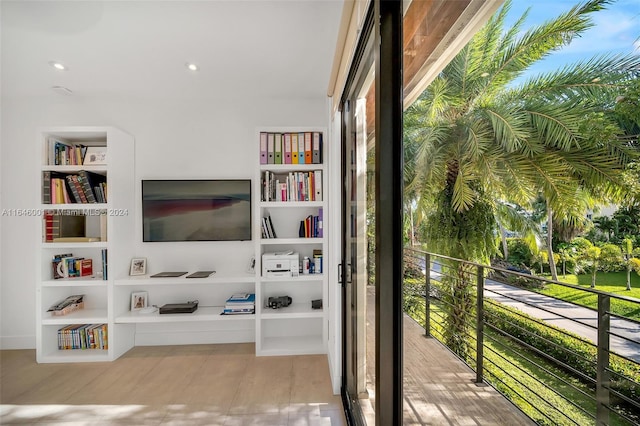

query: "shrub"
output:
506 238 535 267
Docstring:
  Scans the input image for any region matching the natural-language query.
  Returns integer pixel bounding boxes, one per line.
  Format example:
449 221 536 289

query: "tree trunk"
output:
591 261 597 288
627 264 632 291
498 220 508 259
547 207 558 281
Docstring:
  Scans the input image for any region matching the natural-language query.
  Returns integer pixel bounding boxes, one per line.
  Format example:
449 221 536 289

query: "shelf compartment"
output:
260 303 324 319
259 317 324 355
42 309 108 325
116 306 254 323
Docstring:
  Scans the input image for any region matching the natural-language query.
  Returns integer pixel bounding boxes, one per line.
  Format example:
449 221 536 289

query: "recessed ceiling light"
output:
49 61 67 71
185 63 199 72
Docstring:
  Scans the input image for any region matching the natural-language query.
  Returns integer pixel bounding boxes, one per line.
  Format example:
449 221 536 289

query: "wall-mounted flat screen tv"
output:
142 179 252 242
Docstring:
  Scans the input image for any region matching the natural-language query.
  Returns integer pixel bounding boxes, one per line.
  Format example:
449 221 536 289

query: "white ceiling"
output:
1 1 344 101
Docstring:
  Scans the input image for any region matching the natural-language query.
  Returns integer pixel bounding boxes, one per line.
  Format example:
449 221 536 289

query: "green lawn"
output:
539 271 640 320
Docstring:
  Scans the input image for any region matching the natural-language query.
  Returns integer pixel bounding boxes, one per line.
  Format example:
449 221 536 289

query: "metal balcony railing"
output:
403 247 640 426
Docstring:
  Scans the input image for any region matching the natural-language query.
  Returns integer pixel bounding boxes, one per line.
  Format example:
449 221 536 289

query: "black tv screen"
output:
142 179 252 242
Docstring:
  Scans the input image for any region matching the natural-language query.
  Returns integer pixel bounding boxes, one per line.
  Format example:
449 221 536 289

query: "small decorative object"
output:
48 294 85 316
83 146 107 165
311 299 322 309
129 258 147 276
247 256 255 273
131 291 148 311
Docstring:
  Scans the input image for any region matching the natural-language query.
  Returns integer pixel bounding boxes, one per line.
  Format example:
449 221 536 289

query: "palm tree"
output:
622 238 635 290
586 245 602 288
405 0 639 355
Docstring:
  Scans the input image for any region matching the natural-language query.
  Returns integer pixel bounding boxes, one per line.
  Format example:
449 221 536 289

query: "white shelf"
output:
40 203 109 210
115 306 255 323
259 164 325 172
261 274 324 282
114 274 255 286
40 349 110 363
260 303 324 319
260 201 323 208
41 242 108 249
42 309 108 325
41 278 107 287
260 335 324 356
260 237 324 245
42 165 108 173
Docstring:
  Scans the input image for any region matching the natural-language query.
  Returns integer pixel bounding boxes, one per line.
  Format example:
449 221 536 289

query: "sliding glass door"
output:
341 17 376 425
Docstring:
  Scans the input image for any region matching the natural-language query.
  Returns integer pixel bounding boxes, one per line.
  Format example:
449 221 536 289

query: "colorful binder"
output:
284 133 292 164
267 133 275 164
298 132 305 164
312 132 322 164
274 133 282 164
304 132 312 164
260 132 268 164
291 133 299 164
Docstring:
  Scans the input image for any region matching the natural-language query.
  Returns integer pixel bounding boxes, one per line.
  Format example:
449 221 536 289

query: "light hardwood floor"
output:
1 343 345 425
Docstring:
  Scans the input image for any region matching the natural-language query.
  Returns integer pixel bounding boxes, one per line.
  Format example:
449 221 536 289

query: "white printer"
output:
262 252 299 277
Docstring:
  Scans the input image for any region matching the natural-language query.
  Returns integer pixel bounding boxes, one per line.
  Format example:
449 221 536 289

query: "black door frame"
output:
340 1 404 425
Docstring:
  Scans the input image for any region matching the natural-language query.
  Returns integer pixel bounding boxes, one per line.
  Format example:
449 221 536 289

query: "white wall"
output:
0 94 329 349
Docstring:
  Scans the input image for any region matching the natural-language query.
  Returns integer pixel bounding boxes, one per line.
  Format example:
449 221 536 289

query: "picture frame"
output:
130 291 148 311
129 258 147 276
83 146 107 165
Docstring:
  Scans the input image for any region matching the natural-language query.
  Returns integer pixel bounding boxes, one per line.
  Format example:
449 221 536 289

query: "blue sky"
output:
504 0 640 77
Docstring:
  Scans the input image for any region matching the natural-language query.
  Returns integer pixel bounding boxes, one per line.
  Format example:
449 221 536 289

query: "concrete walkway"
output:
426 262 640 363
483 280 640 363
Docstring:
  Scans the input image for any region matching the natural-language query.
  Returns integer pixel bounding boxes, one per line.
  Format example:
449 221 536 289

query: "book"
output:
227 293 252 301
150 271 188 277
101 249 107 280
312 132 322 164
77 171 107 204
42 171 51 204
186 271 215 278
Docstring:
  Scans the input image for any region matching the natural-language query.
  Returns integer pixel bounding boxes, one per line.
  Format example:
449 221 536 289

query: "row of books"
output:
47 138 106 166
260 132 322 165
52 254 93 279
299 208 323 238
261 170 322 202
261 215 277 239
51 250 107 280
57 323 108 350
43 171 107 204
223 293 255 315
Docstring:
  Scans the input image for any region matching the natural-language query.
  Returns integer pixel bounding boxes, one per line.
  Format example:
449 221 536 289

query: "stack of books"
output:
223 293 255 315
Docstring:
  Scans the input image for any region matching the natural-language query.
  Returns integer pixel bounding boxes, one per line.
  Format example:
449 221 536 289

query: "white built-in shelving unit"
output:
36 126 135 363
254 127 328 356
36 125 328 362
